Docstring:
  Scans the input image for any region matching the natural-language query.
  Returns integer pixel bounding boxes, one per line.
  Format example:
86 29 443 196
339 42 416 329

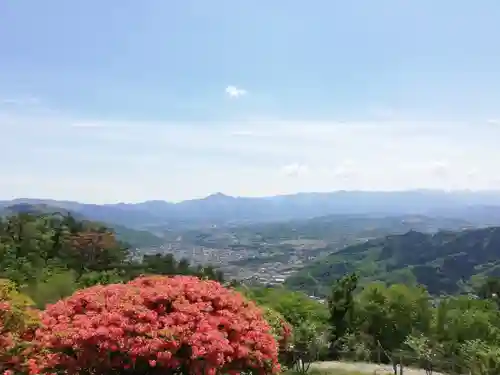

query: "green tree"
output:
476 276 500 308
77 269 126 288
239 286 329 329
23 268 79 308
238 285 330 365
405 333 443 374
328 273 358 358
432 296 500 356
354 283 433 355
459 339 500 375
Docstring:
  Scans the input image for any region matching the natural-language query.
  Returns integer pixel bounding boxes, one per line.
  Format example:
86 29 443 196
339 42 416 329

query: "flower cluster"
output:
0 301 18 371
34 275 281 375
0 280 40 375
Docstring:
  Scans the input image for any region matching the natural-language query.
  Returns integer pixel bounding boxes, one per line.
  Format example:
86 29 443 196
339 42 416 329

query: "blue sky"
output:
1 1 500 203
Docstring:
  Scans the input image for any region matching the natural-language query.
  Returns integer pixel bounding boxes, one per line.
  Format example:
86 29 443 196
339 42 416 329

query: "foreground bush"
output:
34 275 281 375
0 279 39 374
259 305 292 347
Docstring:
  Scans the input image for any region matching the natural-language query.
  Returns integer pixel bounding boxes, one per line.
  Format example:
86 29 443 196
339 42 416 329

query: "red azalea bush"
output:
0 301 21 373
0 280 40 375
34 275 281 375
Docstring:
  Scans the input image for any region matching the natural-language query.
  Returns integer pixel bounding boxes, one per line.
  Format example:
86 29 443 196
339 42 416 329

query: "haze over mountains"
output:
2 190 500 230
3 189 500 298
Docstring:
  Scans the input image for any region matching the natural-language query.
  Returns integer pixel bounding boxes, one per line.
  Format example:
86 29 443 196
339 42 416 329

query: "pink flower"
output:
33 276 280 374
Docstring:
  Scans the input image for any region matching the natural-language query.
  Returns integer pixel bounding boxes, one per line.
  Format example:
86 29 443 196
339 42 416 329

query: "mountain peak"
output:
204 192 233 200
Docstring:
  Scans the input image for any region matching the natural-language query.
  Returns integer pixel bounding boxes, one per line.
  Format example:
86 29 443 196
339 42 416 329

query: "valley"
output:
3 190 500 298
152 213 476 286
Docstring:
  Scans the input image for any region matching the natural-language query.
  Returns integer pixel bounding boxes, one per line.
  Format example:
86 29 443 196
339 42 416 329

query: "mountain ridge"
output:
285 225 500 296
2 190 500 229
6 189 500 205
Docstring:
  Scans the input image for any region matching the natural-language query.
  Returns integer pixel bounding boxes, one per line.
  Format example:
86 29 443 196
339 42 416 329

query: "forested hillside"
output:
286 227 500 296
0 210 221 308
0 203 165 249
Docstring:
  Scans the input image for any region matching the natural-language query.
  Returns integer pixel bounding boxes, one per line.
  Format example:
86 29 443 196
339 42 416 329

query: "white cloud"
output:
280 163 309 177
428 161 449 177
225 85 247 98
332 160 357 179
466 169 478 178
1 107 500 202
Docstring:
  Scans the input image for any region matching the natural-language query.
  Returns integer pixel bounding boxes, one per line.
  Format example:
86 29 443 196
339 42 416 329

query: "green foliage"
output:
259 305 290 344
110 224 164 248
475 276 500 308
238 285 330 369
0 211 226 305
22 268 80 308
328 273 358 358
0 279 38 330
4 208 500 374
459 339 500 375
354 283 433 354
404 333 443 373
78 269 126 288
328 280 500 374
286 228 500 297
432 296 500 356
241 286 329 329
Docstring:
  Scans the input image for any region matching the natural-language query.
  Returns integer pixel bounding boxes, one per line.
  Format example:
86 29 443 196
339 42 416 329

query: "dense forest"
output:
0 209 222 308
0 203 165 248
239 274 500 374
286 227 500 297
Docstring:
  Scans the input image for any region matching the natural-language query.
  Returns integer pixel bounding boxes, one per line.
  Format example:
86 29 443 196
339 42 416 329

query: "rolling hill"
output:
285 226 500 297
0 203 165 249
169 213 475 252
157 212 480 283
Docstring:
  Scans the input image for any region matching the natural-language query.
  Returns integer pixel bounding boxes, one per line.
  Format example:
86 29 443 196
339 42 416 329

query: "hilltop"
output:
285 226 500 296
0 203 165 249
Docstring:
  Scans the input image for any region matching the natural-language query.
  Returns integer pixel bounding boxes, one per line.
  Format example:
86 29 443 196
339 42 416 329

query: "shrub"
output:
34 275 281 375
260 305 293 350
23 268 79 308
0 279 38 328
0 279 39 374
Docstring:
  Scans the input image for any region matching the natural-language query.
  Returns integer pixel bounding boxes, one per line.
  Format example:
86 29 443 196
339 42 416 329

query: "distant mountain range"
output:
2 190 500 230
285 226 500 297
